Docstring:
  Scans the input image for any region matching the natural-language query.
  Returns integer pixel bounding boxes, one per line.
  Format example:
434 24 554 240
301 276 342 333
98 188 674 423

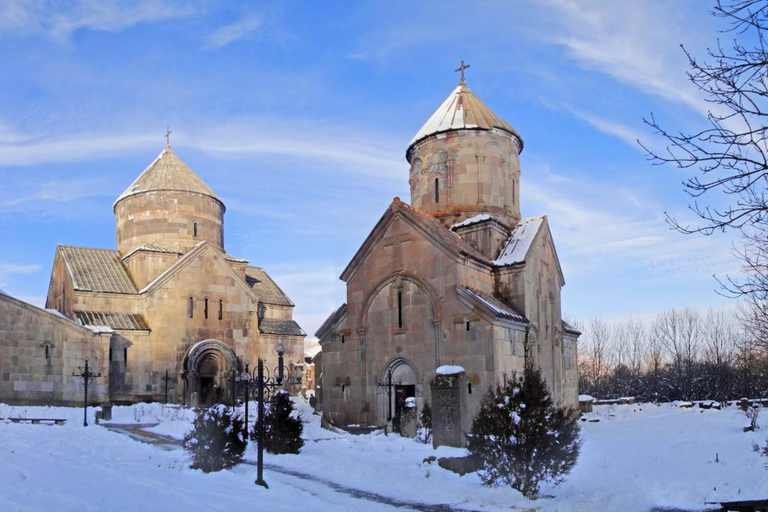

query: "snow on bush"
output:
467 365 581 499
184 404 246 472
252 390 304 454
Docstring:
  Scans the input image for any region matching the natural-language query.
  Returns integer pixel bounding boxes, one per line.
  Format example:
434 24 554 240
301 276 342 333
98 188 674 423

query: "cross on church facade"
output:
455 60 470 84
165 126 172 148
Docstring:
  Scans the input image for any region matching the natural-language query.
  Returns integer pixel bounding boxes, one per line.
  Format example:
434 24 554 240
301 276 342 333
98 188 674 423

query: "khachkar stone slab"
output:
431 365 467 448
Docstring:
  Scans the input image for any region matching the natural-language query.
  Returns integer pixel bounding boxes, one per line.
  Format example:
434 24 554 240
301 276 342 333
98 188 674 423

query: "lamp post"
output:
253 342 289 489
241 360 253 438
162 369 172 404
73 357 101 427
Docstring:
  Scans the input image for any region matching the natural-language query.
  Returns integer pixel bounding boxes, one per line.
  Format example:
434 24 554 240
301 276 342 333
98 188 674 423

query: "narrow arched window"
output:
204 298 209 319
434 178 439 203
45 345 50 360
188 296 194 318
341 334 345 344
124 347 128 368
193 222 198 237
468 382 473 394
218 299 223 320
397 290 404 328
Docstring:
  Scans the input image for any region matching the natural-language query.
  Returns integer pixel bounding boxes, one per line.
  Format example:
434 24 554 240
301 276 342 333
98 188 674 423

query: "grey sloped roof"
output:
75 310 150 331
59 246 138 294
245 266 294 306
315 303 347 339
562 320 582 336
408 82 523 152
259 318 305 337
114 146 223 210
457 286 528 324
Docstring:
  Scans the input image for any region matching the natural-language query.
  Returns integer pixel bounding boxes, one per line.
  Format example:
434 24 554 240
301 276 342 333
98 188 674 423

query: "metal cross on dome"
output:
455 60 471 84
165 126 172 148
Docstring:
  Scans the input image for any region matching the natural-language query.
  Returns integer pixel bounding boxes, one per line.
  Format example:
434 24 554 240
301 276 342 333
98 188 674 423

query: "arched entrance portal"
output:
184 339 238 406
378 357 419 426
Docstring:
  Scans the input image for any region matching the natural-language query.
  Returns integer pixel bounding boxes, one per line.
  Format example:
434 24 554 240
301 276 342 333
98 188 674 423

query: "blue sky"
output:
0 0 742 336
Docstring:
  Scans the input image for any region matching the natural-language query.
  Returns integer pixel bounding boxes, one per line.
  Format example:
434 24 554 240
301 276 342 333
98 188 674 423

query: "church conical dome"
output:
406 79 524 230
114 146 224 211
114 144 226 255
407 83 523 157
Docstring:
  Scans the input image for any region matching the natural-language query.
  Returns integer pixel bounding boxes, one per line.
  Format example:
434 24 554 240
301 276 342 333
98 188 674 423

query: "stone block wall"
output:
0 293 109 406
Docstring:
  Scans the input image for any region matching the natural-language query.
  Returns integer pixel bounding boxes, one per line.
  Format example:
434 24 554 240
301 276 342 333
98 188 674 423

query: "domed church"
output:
33 139 305 405
316 70 579 439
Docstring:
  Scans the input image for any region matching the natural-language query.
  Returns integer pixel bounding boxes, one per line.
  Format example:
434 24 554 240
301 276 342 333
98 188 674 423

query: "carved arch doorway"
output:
378 357 419 426
184 339 238 406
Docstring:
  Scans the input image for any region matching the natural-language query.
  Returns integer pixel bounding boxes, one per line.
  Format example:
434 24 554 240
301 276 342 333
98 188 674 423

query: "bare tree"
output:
643 0 768 305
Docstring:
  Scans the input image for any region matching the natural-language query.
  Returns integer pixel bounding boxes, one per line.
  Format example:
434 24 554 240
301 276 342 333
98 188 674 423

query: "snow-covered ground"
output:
2 400 768 511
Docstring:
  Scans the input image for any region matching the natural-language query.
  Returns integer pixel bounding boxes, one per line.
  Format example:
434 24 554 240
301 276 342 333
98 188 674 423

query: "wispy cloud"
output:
531 0 709 114
0 263 41 288
0 133 157 166
565 108 650 150
0 0 197 41
0 179 111 208
205 15 262 49
195 120 406 181
524 165 738 279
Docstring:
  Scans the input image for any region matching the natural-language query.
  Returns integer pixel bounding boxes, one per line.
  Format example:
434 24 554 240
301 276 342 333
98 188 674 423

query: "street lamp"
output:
254 342 290 488
72 357 101 427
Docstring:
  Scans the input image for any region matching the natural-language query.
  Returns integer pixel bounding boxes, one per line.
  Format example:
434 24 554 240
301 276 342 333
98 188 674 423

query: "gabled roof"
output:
139 242 257 303
408 83 523 152
121 244 179 260
74 310 150 331
58 245 138 294
340 198 490 282
113 146 224 211
493 216 545 266
456 286 528 324
315 303 347 340
245 266 294 306
258 318 305 337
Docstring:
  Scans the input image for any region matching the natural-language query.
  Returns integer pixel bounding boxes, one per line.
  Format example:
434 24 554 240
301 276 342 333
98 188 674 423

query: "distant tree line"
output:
577 304 768 402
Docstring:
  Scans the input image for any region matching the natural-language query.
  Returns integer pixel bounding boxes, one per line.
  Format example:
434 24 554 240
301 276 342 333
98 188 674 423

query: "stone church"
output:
0 141 304 406
316 74 579 436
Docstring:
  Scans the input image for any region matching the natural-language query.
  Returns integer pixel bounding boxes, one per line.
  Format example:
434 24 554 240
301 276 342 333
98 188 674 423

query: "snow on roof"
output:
84 325 114 334
436 365 465 375
451 214 492 230
408 83 522 149
579 395 595 402
459 286 528 323
46 308 70 319
493 216 545 266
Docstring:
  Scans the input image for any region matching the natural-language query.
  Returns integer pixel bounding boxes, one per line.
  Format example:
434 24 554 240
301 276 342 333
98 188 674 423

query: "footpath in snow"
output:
3 400 768 511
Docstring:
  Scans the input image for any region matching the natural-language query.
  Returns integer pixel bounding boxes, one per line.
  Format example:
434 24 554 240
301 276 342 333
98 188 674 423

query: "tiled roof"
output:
75 310 150 331
245 266 294 306
457 286 528 324
121 244 178 260
259 318 305 337
408 83 523 151
59 246 138 294
113 146 223 210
